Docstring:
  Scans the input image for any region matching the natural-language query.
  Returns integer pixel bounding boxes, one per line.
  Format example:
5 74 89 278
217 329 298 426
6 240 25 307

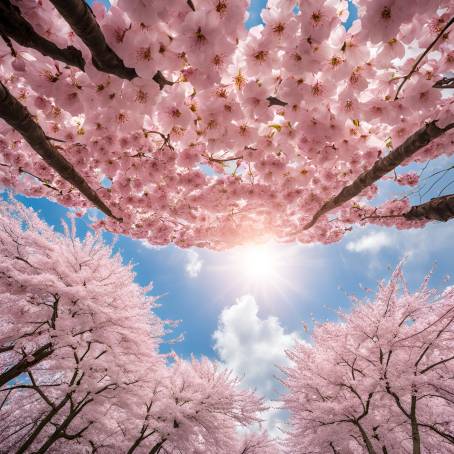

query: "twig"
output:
143 129 173 149
394 16 453 100
203 154 243 163
18 167 64 194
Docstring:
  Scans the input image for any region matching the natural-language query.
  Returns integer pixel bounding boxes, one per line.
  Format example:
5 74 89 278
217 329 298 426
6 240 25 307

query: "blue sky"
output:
7 0 453 435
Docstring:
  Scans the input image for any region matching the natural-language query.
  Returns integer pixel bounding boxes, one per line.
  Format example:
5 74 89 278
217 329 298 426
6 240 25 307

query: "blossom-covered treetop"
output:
0 0 453 249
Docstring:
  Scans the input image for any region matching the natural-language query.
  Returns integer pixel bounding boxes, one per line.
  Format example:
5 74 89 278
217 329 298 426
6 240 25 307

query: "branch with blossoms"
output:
0 0 175 89
304 120 454 230
0 82 119 220
203 154 244 163
0 0 85 70
394 16 453 100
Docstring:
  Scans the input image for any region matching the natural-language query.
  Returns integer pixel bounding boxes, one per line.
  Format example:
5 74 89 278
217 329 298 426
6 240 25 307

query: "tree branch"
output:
0 342 53 388
403 194 454 222
394 16 453 100
303 121 454 230
48 0 137 80
433 77 454 89
266 96 288 107
0 0 84 70
0 83 120 220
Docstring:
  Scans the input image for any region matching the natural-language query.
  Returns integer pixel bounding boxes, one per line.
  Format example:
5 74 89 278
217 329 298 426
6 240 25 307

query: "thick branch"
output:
0 83 120 220
0 0 84 70
403 194 454 222
266 96 288 107
394 16 453 100
304 121 454 230
48 0 137 80
433 77 454 89
0 343 53 388
15 393 71 454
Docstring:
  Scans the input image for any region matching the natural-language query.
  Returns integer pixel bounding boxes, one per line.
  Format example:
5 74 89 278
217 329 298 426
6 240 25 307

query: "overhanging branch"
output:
48 0 137 80
0 82 120 220
433 77 454 89
0 0 84 70
304 120 454 230
403 194 454 222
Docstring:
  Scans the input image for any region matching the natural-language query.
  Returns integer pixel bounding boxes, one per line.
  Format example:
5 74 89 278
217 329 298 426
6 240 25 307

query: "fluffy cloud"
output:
346 231 394 253
213 295 301 437
213 295 300 397
185 250 203 278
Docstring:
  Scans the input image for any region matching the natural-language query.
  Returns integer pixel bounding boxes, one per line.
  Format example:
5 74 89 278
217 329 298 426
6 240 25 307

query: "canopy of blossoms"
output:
0 199 274 453
0 0 453 249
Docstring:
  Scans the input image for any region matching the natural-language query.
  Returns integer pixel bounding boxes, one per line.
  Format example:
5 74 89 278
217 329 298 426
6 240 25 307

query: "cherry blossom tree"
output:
0 199 268 452
283 265 454 454
0 0 452 249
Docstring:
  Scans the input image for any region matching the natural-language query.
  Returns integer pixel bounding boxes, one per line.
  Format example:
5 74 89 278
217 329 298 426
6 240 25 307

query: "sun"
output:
207 240 309 307
236 243 279 283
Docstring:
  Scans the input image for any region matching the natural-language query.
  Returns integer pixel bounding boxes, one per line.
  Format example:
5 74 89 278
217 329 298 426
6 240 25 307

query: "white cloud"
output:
185 250 203 278
213 295 300 398
346 231 394 253
213 295 301 437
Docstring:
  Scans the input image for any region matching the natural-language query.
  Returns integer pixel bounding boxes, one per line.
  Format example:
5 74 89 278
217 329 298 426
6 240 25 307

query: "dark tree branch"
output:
0 83 120 220
149 439 166 454
394 16 453 100
433 77 454 89
15 393 70 454
152 71 175 90
403 194 454 222
304 121 454 230
418 423 454 444
0 0 84 70
48 0 137 80
0 343 53 388
266 96 288 107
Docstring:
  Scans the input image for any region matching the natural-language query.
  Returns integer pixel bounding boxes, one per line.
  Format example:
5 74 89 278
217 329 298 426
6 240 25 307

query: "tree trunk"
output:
410 394 421 454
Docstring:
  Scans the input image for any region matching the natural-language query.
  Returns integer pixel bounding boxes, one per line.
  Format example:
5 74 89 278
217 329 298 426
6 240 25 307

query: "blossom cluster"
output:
0 0 452 248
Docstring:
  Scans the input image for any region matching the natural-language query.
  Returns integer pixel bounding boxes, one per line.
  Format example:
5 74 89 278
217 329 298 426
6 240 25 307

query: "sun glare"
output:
207 240 311 307
237 244 279 282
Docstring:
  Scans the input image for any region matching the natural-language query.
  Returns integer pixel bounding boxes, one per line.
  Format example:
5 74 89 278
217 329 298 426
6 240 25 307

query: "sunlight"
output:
237 244 279 283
